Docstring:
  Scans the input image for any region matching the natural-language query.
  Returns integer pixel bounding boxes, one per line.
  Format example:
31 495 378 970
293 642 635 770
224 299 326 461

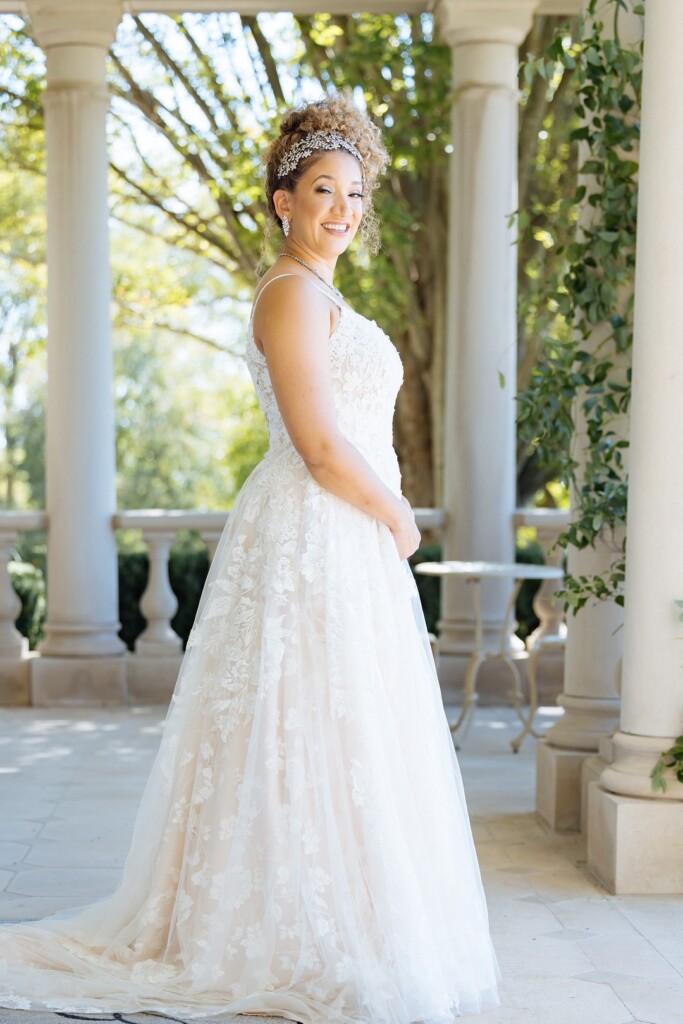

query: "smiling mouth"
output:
322 223 350 234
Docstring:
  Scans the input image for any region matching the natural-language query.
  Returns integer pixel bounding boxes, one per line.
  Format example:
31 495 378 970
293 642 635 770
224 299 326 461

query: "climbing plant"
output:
516 0 644 613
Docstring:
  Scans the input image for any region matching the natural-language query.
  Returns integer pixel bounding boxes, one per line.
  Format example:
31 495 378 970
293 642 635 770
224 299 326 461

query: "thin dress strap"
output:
250 272 344 322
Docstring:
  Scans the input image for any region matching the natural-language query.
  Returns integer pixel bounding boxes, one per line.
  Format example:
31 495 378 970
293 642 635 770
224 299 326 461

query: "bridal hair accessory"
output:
277 131 364 180
282 214 290 236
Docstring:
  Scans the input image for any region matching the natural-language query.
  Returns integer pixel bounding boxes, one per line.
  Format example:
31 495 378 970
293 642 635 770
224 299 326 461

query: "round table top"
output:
414 560 564 581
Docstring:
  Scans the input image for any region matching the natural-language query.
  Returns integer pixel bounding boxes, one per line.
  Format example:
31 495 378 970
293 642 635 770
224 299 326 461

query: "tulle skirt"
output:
0 446 499 1021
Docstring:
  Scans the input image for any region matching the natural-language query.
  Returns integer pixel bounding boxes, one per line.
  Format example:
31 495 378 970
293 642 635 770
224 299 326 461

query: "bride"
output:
0 95 499 1022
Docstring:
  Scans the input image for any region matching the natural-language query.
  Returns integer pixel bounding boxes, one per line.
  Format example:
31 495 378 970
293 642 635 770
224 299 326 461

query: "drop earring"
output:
282 214 290 237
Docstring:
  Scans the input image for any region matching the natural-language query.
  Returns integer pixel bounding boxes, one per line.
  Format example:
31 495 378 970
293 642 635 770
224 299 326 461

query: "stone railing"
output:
0 506 566 660
114 510 228 658
114 507 447 659
114 505 566 659
0 505 567 703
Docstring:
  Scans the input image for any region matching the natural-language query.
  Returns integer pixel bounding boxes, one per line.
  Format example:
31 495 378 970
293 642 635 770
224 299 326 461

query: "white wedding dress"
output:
0 274 499 1022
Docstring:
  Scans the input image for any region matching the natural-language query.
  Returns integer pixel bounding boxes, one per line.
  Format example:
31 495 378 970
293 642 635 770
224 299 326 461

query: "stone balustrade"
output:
116 506 448 656
0 504 566 705
113 510 229 657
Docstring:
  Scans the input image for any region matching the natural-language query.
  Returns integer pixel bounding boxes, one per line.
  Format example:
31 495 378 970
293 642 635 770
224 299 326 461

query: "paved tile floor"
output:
0 704 681 1024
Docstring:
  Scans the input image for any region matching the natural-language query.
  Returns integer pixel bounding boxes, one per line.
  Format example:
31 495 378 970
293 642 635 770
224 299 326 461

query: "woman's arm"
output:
253 275 420 559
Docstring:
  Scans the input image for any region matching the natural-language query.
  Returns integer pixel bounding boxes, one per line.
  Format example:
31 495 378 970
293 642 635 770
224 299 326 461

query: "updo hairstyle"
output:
262 94 389 255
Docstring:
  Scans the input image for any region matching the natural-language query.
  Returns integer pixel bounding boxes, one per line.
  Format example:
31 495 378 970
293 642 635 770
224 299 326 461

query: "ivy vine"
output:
517 0 644 614
651 738 683 794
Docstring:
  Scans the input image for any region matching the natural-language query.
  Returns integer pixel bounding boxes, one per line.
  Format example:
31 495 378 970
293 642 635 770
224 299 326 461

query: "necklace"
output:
278 252 345 303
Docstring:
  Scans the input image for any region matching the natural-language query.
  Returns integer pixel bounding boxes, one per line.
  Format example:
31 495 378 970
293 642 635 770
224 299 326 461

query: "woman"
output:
0 96 499 1022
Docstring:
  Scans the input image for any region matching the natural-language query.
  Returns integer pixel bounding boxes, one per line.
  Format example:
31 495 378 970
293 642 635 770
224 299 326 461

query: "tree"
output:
0 25 52 512
0 15 267 512
108 11 582 506
0 10 583 511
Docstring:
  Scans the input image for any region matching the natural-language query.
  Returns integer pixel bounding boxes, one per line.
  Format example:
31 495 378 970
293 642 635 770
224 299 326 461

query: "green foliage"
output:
219 381 269 496
651 737 683 794
106 11 454 501
408 543 442 636
515 18 581 501
117 551 148 650
650 598 683 792
513 541 546 642
117 542 210 650
169 547 210 646
0 21 47 509
9 559 45 649
517 0 642 613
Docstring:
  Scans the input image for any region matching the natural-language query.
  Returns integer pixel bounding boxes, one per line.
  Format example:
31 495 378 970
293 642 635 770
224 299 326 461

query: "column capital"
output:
26 0 123 49
434 0 540 48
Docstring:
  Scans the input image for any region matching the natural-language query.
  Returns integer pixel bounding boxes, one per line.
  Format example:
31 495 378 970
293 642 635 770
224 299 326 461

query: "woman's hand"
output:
390 496 421 561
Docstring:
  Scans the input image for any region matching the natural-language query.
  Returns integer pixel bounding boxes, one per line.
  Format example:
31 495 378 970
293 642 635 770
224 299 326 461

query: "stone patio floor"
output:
0 704 682 1024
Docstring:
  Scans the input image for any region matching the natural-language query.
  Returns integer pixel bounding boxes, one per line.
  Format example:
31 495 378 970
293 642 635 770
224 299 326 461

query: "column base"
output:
38 621 127 658
601 730 683 800
544 694 621 751
126 653 182 704
587 783 683 894
31 655 127 706
0 653 35 706
535 739 587 832
580 754 607 835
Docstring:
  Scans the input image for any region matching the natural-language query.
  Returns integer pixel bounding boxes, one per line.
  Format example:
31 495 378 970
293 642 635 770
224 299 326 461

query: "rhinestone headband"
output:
276 130 364 180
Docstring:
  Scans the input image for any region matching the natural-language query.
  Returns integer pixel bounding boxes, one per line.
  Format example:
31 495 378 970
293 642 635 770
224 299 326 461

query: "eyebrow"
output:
313 173 364 186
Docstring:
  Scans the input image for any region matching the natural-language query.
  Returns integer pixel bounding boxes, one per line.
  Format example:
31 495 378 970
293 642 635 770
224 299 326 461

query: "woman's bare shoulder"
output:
252 269 339 350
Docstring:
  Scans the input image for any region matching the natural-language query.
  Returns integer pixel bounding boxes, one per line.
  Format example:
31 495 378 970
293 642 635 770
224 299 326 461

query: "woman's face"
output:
274 150 364 260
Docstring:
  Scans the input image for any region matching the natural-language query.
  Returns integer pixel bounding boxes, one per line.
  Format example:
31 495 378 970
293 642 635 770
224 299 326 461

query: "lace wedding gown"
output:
0 274 499 1022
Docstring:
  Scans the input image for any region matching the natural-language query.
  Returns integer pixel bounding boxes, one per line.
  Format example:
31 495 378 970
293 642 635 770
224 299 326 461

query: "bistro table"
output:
415 560 564 752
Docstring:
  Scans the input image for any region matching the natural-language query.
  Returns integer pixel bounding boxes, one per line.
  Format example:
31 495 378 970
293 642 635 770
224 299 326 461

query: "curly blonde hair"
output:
262 94 389 256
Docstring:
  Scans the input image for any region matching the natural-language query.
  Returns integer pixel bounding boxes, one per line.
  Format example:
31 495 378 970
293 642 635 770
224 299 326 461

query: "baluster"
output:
527 523 567 651
0 528 27 659
135 531 182 656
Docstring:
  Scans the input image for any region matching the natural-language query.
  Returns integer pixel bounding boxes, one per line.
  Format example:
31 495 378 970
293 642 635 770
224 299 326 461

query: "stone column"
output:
587 0 683 894
435 0 538 691
536 0 641 832
28 2 127 705
536 533 624 831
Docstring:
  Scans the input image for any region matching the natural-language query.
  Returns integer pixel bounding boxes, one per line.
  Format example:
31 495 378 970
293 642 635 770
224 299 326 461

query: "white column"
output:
536 409 625 831
587 0 683 894
537 0 640 832
28 3 127 704
536 533 624 831
436 1 538 680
